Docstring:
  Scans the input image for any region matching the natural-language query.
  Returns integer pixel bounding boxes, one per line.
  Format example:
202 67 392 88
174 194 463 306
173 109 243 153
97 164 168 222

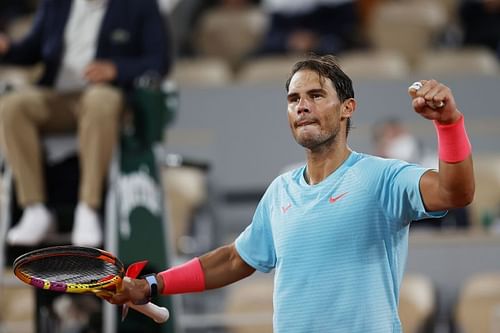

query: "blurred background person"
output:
0 0 172 247
372 117 438 169
459 0 500 59
257 0 360 55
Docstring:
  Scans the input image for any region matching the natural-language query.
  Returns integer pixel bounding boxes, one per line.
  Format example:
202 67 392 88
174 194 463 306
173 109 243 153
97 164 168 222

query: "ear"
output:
341 98 356 120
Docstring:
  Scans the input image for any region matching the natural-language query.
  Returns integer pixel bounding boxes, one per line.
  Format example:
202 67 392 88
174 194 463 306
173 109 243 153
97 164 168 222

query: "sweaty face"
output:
287 70 343 150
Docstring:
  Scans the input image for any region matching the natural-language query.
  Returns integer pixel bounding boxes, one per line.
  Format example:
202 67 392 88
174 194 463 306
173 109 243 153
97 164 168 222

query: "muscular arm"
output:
109 243 255 305
409 80 475 212
420 156 474 211
156 243 255 291
200 243 256 289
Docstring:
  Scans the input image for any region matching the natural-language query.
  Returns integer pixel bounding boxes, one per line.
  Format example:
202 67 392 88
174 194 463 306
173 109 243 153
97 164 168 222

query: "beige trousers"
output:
0 84 124 209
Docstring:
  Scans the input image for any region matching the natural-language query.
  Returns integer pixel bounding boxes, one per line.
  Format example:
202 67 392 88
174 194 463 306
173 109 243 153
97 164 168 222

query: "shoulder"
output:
39 0 60 9
33 0 70 23
347 151 392 173
352 151 412 170
348 151 421 184
114 0 159 11
277 164 305 185
104 0 163 25
261 164 304 196
43 0 72 7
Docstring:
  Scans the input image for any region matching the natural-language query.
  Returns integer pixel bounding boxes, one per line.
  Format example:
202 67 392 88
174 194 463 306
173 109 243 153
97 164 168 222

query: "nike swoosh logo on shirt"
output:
329 192 348 204
281 203 292 213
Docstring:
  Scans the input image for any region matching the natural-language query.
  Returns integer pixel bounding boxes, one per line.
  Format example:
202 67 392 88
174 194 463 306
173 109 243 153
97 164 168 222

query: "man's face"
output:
287 69 344 150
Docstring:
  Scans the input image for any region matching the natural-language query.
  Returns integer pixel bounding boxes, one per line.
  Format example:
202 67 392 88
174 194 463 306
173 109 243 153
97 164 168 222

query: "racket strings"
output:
18 255 120 284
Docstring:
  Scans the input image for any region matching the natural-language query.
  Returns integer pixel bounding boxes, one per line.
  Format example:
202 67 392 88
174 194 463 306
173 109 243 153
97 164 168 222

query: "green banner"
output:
115 139 176 333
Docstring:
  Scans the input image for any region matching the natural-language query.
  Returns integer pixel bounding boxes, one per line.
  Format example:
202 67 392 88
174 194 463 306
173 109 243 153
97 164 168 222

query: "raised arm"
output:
409 80 475 212
108 243 255 305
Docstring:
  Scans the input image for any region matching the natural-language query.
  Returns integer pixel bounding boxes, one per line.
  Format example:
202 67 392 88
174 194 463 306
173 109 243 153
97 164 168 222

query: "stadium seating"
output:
171 57 233 87
338 50 411 80
455 272 500 333
224 274 273 333
192 5 268 70
467 154 500 229
368 1 448 67
235 55 300 84
413 47 499 78
399 274 437 333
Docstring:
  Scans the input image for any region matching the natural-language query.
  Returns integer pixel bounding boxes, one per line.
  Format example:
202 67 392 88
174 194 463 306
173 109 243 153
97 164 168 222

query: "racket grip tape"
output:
128 302 170 323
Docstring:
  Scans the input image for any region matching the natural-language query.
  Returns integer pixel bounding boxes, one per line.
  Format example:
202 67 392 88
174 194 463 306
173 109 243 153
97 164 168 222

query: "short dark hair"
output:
285 54 354 136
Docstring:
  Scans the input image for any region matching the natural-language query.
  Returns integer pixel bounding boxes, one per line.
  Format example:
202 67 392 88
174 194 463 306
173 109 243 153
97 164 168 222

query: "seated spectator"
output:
372 117 437 169
459 0 500 59
258 0 360 55
0 0 172 247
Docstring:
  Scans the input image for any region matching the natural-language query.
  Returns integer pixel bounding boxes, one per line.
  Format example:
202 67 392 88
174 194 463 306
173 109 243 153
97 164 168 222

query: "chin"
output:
296 132 339 150
296 137 320 149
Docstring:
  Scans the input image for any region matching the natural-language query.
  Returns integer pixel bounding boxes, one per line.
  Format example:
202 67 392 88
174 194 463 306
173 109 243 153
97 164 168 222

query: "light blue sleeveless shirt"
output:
235 151 445 332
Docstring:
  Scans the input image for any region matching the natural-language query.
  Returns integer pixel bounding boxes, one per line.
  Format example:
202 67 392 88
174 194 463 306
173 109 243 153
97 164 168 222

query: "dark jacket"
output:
1 0 172 90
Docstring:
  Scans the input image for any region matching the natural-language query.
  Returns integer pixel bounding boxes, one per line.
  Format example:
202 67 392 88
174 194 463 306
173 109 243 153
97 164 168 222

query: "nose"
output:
296 97 310 114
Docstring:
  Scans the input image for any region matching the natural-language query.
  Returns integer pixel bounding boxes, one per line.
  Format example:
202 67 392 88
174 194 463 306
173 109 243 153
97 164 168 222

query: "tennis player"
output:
109 55 475 332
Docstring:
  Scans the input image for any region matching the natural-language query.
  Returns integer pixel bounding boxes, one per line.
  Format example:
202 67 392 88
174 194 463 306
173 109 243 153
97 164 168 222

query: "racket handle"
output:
128 302 170 323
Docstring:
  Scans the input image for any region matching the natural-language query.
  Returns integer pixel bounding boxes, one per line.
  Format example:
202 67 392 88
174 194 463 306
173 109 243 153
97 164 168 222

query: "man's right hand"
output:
104 277 152 305
0 34 11 55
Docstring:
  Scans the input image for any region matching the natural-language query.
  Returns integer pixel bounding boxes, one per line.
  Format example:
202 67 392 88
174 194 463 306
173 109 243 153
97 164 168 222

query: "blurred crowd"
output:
1 0 499 80
174 0 499 57
172 0 500 77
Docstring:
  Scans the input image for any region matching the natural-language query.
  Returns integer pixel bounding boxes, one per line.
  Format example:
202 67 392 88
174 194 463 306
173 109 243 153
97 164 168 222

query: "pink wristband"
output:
433 115 472 163
158 257 206 295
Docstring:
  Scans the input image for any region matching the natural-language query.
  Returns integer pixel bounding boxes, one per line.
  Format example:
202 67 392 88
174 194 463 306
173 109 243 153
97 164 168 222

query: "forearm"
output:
108 243 255 306
421 115 475 211
436 156 475 207
156 243 254 294
200 243 255 290
435 115 475 206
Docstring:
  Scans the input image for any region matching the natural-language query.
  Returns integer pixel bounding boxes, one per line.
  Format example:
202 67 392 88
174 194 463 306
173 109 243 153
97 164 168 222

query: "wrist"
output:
135 274 159 305
435 111 462 125
434 114 472 163
156 273 165 292
143 274 159 298
158 257 206 295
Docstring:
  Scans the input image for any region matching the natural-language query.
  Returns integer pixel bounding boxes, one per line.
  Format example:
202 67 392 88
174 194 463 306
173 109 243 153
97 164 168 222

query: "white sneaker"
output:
71 202 102 247
7 204 55 246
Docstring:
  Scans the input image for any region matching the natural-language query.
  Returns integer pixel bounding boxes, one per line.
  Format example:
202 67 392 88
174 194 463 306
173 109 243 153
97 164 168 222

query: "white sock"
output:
71 202 102 247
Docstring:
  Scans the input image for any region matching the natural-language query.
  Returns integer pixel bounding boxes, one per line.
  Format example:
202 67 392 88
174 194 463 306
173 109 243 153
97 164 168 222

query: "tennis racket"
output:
13 245 169 323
